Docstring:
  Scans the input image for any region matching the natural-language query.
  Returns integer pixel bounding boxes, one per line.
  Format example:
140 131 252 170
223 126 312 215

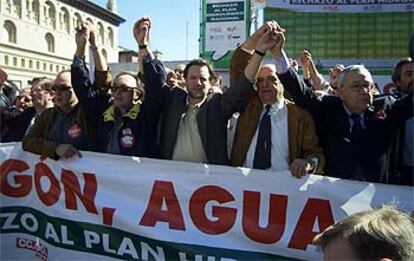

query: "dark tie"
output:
350 113 363 142
253 105 271 170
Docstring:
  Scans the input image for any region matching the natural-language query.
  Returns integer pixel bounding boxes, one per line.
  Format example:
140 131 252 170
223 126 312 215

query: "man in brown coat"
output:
230 22 324 178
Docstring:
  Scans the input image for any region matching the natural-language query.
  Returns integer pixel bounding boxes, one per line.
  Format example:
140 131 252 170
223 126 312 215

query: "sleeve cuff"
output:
143 52 155 63
73 55 85 67
240 46 254 54
274 50 290 74
306 156 319 174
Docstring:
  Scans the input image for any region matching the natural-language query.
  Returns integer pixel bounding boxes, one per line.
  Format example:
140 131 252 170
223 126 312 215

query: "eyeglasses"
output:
256 76 279 85
52 85 72 92
17 96 32 102
110 85 136 93
348 83 375 93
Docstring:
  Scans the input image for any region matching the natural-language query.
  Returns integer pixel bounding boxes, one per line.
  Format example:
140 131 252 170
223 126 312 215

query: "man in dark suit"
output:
272 26 413 183
156 28 278 165
157 59 242 165
390 57 413 185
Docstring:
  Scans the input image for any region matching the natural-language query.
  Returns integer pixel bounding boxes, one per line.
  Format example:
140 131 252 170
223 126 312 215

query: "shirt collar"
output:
53 103 78 115
103 102 141 122
186 96 207 109
263 97 285 112
342 103 365 118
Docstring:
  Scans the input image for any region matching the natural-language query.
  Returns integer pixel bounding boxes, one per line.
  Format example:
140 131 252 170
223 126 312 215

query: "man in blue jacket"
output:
71 17 165 157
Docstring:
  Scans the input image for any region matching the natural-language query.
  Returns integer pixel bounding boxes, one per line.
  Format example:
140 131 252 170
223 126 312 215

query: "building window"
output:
45 1 56 29
60 7 70 33
5 55 9 65
29 60 33 68
108 27 114 47
32 0 40 24
13 57 18 66
49 64 53 71
73 12 82 29
3 20 17 43
21 58 25 67
97 22 104 45
36 61 40 70
6 0 22 18
56 65 59 72
102 49 108 61
43 62 47 71
45 33 55 52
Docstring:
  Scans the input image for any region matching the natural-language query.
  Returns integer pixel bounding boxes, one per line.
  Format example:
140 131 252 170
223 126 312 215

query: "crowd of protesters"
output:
1 16 413 261
0 17 412 187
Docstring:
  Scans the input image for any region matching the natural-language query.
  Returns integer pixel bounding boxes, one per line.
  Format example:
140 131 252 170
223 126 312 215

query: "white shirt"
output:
244 99 290 171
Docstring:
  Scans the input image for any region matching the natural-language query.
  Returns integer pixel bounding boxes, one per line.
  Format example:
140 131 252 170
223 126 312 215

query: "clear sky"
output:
93 0 201 61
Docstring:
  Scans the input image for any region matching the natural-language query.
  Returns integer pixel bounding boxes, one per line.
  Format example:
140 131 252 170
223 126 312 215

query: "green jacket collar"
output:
103 102 141 122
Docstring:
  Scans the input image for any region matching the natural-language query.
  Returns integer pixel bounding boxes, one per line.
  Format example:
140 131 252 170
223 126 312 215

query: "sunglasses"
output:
52 85 72 92
256 76 279 85
110 85 136 93
17 96 32 102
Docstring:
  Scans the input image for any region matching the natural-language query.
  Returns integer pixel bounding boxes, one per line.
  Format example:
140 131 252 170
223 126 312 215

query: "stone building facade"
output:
0 0 124 88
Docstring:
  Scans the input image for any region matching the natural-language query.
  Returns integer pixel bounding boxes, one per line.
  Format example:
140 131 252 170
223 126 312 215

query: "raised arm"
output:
133 17 166 100
222 23 279 117
89 26 108 72
71 21 110 122
270 26 321 116
72 21 94 100
229 23 271 87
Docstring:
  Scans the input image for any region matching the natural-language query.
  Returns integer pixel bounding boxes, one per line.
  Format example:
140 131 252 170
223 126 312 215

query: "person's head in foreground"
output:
313 205 414 261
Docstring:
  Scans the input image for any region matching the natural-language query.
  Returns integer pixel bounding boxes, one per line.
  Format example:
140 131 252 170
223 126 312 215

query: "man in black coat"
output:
272 27 413 183
157 59 253 165
389 57 413 185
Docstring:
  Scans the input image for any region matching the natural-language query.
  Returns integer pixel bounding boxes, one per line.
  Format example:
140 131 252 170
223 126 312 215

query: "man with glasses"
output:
230 23 324 177
273 26 413 183
1 77 54 142
23 70 93 160
71 17 165 157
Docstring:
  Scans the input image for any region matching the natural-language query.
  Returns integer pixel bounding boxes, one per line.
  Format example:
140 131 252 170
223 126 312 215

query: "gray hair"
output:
337 65 373 88
313 205 414 260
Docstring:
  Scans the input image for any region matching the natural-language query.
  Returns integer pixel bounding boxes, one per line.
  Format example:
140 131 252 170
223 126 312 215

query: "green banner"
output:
1 206 297 260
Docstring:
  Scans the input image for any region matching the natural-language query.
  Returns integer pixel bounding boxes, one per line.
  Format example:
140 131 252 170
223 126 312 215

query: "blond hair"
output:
313 205 414 260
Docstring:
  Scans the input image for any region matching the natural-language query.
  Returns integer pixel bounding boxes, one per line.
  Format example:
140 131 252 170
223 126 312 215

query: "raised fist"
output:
75 21 92 48
133 16 151 46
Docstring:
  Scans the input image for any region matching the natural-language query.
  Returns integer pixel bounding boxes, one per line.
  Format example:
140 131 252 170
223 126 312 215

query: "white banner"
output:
1 143 413 260
266 0 414 13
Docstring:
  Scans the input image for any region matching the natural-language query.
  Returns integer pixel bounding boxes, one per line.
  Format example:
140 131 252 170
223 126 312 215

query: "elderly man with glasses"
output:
229 22 324 178
274 26 413 183
71 18 165 157
1 77 54 142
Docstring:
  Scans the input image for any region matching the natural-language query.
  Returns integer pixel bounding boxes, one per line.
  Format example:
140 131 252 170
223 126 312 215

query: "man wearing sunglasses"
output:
23 70 93 160
71 18 164 157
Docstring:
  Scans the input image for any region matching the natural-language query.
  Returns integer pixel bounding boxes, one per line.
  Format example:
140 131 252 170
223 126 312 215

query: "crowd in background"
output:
0 17 412 187
1 16 414 261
